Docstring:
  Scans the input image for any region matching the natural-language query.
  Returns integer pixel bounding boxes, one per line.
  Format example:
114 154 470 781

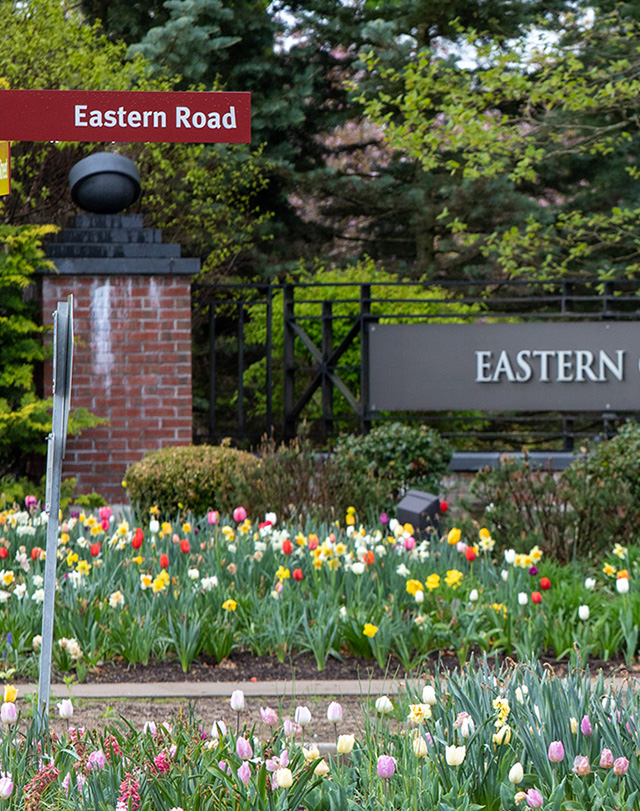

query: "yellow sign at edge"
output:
0 142 10 196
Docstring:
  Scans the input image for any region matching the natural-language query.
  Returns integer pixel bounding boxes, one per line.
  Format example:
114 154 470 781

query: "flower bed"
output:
0 658 637 810
0 502 637 681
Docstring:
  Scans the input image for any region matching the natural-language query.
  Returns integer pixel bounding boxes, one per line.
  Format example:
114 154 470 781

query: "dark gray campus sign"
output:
369 322 640 411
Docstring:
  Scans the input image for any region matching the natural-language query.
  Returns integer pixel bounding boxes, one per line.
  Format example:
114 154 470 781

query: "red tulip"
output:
90 542 101 557
531 591 542 604
282 539 293 555
293 568 304 581
132 528 144 549
440 501 449 513
540 577 551 590
160 553 169 569
465 546 476 562
0 548 8 560
180 538 190 554
30 547 42 561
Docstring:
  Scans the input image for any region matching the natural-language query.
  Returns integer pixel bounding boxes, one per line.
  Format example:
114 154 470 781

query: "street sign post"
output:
38 296 73 726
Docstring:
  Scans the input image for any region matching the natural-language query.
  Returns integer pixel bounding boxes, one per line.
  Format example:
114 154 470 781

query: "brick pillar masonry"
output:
39 213 200 503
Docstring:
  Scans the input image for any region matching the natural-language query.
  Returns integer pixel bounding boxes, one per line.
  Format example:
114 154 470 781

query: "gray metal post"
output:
38 296 73 728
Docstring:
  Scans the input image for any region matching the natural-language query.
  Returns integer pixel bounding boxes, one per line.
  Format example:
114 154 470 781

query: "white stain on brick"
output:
91 281 114 390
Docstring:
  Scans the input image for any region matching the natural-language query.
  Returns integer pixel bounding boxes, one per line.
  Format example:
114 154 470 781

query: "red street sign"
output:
0 90 251 144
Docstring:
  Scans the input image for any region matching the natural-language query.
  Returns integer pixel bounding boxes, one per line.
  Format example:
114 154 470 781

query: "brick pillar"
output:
39 214 199 503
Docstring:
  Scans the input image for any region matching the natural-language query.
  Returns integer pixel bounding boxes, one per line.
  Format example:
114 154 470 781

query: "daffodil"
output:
363 623 378 638
222 598 237 611
444 569 463 589
425 573 440 591
406 579 424 596
276 566 290 582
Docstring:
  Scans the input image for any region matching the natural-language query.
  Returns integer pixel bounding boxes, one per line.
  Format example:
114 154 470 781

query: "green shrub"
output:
124 443 259 516
332 421 452 502
230 434 388 522
470 421 640 562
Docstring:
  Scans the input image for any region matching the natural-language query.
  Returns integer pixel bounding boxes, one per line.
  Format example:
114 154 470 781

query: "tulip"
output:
0 703 16 725
327 702 343 723
572 755 591 776
233 507 247 523
509 762 524 784
230 690 245 712
531 591 542 604
422 684 437 705
600 748 614 768
377 755 396 778
578 605 590 621
518 592 528 606
614 756 630 776
447 528 461 545
283 719 302 737
469 588 479 602
336 734 355 754
236 737 253 760
303 744 320 760
315 759 330 776
237 762 251 785
260 706 279 726
57 698 73 719
504 548 516 564
3 686 16 704
180 538 190 554
294 705 311 726
0 775 13 799
445 744 466 766
211 719 227 738
525 788 544 808
275 767 293 788
580 715 592 736
456 711 475 738
492 724 511 745
207 510 219 525
570 717 579 734
617 577 630 594
375 695 393 714
413 734 429 758
159 553 169 569
540 576 551 590
548 740 565 762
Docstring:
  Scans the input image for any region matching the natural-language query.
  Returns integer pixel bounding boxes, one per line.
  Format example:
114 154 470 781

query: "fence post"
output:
209 302 216 440
283 284 295 440
266 286 273 438
360 284 372 434
322 300 333 438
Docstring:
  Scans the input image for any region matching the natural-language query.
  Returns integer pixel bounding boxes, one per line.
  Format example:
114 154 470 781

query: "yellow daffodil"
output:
363 623 378 638
140 574 153 590
222 598 237 611
492 602 507 617
161 522 172 536
276 565 290 582
76 560 91 576
425 573 440 591
132 555 143 565
492 724 512 745
66 551 79 567
445 569 463 589
613 543 627 559
603 562 616 577
1 571 13 587
406 579 424 596
182 522 192 533
529 545 543 563
60 532 70 545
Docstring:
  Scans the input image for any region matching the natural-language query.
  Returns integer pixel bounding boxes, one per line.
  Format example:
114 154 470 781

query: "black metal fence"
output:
192 278 640 451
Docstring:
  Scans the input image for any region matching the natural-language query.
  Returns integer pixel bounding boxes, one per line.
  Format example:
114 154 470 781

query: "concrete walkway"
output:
13 678 409 700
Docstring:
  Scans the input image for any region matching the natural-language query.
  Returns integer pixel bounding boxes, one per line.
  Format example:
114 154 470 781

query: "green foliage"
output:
229 433 389 521
124 443 260 516
0 224 104 478
471 421 640 562
333 421 452 501
359 9 640 281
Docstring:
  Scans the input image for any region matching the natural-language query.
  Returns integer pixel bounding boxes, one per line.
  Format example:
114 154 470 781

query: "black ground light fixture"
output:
69 152 141 214
396 489 442 535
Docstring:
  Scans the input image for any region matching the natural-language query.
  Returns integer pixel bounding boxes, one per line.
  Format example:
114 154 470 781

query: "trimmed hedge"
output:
124 444 259 516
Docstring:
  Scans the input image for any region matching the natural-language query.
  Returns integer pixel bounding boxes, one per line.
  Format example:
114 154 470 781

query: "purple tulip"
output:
580 715 593 736
377 755 396 779
548 740 565 763
529 566 539 576
379 513 389 525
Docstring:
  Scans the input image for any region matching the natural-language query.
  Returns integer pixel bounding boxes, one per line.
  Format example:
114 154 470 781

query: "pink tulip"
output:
600 748 614 769
0 703 16 725
525 789 544 808
0 775 13 800
614 757 630 776
207 510 219 525
548 740 565 762
327 702 343 723
572 755 591 776
580 715 592 736
260 706 279 726
377 755 396 778
233 507 247 523
236 737 253 760
404 536 416 551
237 762 251 785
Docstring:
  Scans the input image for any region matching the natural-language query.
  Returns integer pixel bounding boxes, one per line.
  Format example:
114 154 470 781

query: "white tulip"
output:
578 604 590 621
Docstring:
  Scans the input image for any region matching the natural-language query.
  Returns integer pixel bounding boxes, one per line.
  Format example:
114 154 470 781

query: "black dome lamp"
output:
69 152 141 214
